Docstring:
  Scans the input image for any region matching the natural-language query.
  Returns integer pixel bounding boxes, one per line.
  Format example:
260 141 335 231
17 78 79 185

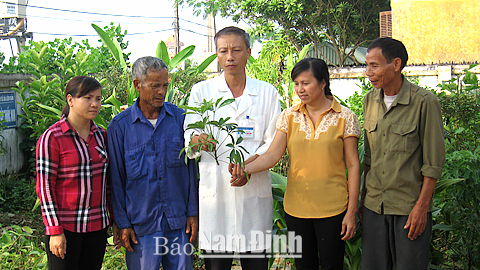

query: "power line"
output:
2 1 178 19
25 14 174 25
180 28 208 37
2 1 210 27
31 28 174 37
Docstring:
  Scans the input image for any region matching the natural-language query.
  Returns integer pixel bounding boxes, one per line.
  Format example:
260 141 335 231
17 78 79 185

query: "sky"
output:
0 0 254 63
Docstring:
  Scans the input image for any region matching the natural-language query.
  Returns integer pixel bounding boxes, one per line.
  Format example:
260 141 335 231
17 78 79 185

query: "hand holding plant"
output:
181 97 249 166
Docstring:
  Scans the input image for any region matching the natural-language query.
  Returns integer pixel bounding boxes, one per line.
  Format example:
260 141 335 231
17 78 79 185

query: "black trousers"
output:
203 250 269 270
361 207 432 270
45 228 108 270
285 211 346 270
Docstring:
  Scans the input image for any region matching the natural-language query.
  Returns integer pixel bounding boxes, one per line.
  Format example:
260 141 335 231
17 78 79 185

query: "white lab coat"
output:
184 73 281 252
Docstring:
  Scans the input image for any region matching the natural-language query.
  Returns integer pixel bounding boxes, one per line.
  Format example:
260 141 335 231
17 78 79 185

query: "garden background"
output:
1 0 480 269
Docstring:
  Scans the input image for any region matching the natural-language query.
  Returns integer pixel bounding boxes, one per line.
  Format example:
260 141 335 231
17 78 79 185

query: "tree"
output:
178 0 390 67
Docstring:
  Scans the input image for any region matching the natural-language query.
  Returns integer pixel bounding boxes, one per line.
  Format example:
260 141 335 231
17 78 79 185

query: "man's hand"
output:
186 216 199 243
49 233 67 259
404 204 428 240
120 228 138 252
192 133 216 152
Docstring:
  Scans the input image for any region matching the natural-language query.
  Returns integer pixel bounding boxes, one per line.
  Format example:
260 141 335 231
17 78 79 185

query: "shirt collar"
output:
217 72 258 96
59 116 98 134
376 75 410 105
292 95 340 114
130 99 173 124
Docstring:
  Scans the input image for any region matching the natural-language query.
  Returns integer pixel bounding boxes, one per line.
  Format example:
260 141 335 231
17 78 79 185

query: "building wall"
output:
329 64 480 102
0 73 31 173
392 0 480 65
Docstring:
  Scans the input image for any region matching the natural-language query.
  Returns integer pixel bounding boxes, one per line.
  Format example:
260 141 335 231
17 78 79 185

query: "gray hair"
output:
132 56 168 81
214 26 251 50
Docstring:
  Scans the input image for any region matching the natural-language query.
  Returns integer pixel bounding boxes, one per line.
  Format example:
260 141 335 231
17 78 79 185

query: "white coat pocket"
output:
198 163 216 197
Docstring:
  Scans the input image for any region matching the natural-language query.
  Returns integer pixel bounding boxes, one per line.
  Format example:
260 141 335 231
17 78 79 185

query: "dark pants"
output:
45 228 107 270
285 211 346 270
203 250 269 270
361 207 432 270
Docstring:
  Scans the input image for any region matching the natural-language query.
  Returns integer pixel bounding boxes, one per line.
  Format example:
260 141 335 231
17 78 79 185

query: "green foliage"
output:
436 66 480 151
168 59 210 106
179 0 389 66
0 225 47 269
0 174 37 213
344 228 362 270
435 148 480 269
345 77 374 145
248 43 311 110
181 97 248 166
13 40 93 173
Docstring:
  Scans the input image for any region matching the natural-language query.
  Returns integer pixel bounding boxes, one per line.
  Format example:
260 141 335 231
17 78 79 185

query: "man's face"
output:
216 34 251 76
134 68 169 110
365 47 398 90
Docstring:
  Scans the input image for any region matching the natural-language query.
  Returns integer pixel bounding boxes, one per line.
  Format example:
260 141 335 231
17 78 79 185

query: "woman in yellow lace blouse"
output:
229 58 361 269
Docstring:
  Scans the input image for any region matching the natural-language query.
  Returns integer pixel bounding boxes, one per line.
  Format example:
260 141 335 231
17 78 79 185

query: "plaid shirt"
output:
36 117 112 235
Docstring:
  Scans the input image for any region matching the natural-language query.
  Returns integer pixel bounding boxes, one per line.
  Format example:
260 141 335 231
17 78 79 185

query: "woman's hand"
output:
341 212 357 241
50 233 67 259
228 163 249 187
112 222 122 249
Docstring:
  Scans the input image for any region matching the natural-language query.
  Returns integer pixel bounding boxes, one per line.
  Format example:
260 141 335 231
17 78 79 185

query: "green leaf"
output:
156 41 170 66
166 73 178 103
105 92 123 112
219 98 235 108
270 171 287 186
432 224 454 231
107 236 114 245
236 136 244 144
196 53 217 73
298 43 312 61
91 23 127 72
36 103 62 117
170 45 195 69
22 226 33 234
435 178 464 194
94 114 108 130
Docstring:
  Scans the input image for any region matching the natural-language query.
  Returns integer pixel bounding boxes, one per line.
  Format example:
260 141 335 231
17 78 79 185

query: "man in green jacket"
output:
361 37 445 270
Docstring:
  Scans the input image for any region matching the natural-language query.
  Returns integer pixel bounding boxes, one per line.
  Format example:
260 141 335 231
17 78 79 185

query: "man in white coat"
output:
184 26 281 270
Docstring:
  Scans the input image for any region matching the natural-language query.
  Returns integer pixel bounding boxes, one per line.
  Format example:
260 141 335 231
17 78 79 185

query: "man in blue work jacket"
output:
108 56 199 270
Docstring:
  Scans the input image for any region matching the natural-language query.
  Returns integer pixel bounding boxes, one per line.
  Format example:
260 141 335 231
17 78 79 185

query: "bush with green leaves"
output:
434 148 480 269
437 66 480 151
0 225 47 269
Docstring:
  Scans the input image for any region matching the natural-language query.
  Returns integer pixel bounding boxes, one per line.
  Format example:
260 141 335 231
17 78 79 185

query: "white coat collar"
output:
217 72 257 119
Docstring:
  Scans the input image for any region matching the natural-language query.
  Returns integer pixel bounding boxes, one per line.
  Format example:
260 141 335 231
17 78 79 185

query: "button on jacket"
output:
108 100 198 237
363 77 445 215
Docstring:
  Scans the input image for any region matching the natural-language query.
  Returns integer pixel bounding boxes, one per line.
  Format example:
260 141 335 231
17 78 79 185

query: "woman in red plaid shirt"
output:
36 76 116 269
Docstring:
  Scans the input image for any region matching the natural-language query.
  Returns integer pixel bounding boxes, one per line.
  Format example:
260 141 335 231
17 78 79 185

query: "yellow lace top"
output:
276 97 360 218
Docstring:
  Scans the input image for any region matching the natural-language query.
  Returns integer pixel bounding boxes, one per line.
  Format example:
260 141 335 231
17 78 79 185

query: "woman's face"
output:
67 88 102 120
293 70 326 106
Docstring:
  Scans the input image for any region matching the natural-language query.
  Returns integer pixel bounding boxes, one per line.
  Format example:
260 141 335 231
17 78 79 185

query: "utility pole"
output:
174 5 180 54
1 1 31 56
207 13 215 52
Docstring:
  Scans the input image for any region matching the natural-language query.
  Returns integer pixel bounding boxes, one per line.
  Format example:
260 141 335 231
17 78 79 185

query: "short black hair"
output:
368 38 409 70
291 58 332 96
214 26 251 50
